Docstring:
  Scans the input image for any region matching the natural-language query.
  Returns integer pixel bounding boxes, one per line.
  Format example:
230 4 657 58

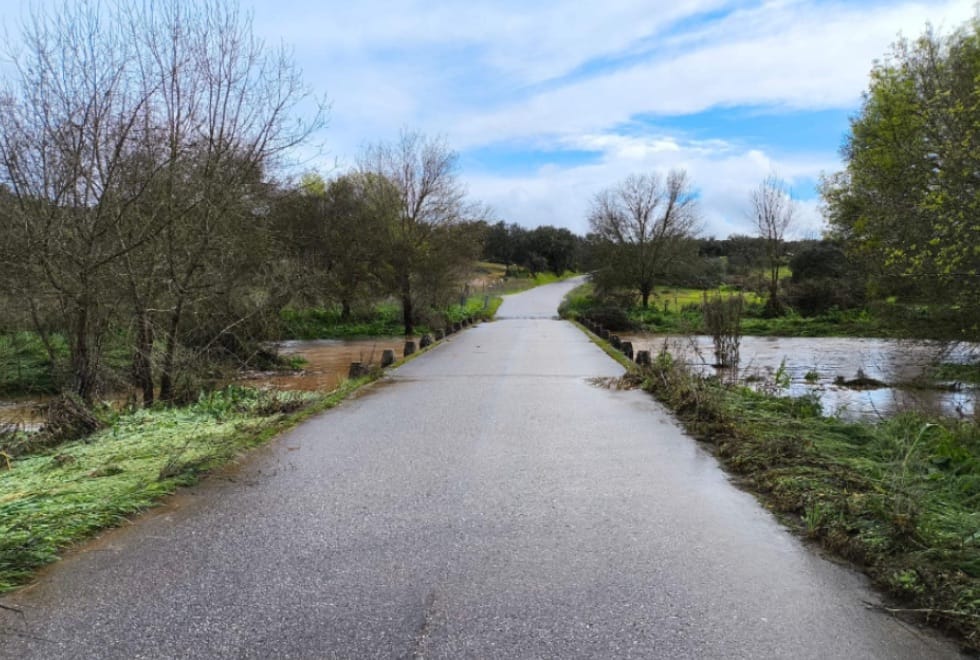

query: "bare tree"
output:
125 1 325 403
750 173 795 315
0 4 161 401
588 170 700 308
359 131 483 335
0 0 326 405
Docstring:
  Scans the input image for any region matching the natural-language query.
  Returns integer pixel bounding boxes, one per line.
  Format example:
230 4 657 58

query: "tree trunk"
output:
159 301 184 403
401 294 414 336
70 305 96 404
641 288 651 309
400 275 414 336
766 264 782 316
341 299 352 322
132 310 155 407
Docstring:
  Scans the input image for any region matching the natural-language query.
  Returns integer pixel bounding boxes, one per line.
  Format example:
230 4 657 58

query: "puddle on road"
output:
0 337 412 427
622 334 980 421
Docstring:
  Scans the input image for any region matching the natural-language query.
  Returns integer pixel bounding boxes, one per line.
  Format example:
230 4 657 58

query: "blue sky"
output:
8 0 977 237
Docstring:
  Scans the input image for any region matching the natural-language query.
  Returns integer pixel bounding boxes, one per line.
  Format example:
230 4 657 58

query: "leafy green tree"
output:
823 18 980 334
785 241 865 316
359 131 485 335
284 173 391 320
525 226 580 276
483 221 527 274
718 235 769 275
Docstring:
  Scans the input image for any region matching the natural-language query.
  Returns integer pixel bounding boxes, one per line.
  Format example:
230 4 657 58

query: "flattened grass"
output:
0 381 372 593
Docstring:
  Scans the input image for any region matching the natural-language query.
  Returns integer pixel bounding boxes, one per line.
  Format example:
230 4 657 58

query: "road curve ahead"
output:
1 277 963 659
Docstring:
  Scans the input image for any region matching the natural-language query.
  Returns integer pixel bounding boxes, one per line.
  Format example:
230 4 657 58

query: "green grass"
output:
281 294 505 340
569 320 635 370
638 353 980 650
0 379 377 593
280 302 406 339
933 363 980 385
281 269 574 340
0 332 66 395
739 308 885 337
0 329 162 398
561 282 887 337
443 294 500 324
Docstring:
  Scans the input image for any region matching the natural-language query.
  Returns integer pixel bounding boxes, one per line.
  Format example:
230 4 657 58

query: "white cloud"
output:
445 0 975 237
249 0 980 238
450 0 976 147
255 0 741 85
5 0 970 236
467 135 837 238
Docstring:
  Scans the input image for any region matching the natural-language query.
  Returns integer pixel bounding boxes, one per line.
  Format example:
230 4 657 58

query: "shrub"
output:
785 278 865 317
586 305 632 331
702 293 744 369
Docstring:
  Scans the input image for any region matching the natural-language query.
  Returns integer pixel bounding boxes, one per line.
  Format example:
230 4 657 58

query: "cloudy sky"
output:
10 0 978 237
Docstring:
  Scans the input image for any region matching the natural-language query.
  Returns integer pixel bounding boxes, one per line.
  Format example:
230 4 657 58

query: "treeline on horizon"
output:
479 222 863 316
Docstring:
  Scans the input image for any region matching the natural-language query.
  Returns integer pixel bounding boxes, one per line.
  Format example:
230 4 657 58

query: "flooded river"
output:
243 338 409 392
623 334 980 421
4 333 979 425
0 337 411 427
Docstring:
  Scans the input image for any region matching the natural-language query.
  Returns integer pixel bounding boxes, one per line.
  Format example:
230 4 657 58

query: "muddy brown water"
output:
623 334 980 421
0 337 412 428
0 393 54 428
245 338 410 392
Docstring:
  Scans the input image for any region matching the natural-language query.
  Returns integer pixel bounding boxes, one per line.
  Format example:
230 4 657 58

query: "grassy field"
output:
584 327 980 650
279 294 503 339
0 333 63 395
561 282 890 337
279 266 573 339
279 302 407 338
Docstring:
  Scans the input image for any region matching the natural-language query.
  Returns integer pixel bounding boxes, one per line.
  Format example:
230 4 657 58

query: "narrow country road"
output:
0 278 963 659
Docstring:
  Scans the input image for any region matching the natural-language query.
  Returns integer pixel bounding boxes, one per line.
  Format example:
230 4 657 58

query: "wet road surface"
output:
0 277 964 658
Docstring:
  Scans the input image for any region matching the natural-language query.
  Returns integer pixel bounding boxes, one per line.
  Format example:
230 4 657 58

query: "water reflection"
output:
622 334 979 421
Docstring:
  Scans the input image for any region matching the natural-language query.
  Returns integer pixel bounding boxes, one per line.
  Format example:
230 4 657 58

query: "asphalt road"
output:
0 277 964 658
